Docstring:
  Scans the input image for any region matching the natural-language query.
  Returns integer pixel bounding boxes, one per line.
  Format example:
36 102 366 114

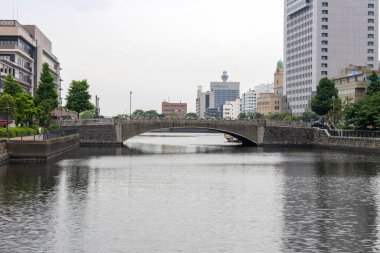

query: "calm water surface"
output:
1 133 380 252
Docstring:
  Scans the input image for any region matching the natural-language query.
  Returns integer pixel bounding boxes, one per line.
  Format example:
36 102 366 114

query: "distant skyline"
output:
3 1 284 115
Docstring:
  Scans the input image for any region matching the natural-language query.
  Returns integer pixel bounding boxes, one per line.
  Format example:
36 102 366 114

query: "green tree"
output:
238 112 248 120
187 112 198 119
35 63 59 108
349 93 380 129
80 110 95 119
367 71 380 95
66 80 94 117
36 99 55 128
132 109 145 119
326 97 343 125
311 77 338 116
144 110 159 119
300 111 318 122
15 93 38 127
3 74 23 97
0 94 16 120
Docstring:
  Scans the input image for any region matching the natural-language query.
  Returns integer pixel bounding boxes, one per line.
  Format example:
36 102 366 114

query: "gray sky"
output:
1 0 284 116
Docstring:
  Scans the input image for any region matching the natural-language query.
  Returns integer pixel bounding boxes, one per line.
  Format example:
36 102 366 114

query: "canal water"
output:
1 132 380 252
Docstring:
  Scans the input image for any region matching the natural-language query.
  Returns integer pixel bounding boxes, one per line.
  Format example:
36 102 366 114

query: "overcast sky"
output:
1 0 284 116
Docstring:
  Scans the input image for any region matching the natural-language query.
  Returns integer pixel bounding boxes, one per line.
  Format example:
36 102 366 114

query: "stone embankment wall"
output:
312 129 380 150
262 126 314 146
0 139 8 163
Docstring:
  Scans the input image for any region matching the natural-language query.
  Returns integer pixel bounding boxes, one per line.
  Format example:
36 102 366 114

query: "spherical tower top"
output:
277 60 283 69
221 71 229 82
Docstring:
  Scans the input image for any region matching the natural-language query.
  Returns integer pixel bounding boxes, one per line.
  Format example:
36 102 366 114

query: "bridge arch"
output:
121 121 260 146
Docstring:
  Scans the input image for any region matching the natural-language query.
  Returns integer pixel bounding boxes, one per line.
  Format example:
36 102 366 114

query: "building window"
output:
322 10 328 14
322 33 328 37
321 63 328 68
368 41 375 46
321 71 328 76
368 11 375 16
368 26 375 31
369 19 375 23
369 4 375 8
368 49 374 54
321 48 328 52
322 25 328 30
368 34 374 38
322 40 328 45
322 2 328 7
368 57 374 61
322 17 328 22
321 56 328 60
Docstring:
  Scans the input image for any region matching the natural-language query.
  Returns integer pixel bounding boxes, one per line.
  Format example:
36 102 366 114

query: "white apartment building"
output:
284 0 379 115
241 89 257 114
223 98 241 120
196 86 210 119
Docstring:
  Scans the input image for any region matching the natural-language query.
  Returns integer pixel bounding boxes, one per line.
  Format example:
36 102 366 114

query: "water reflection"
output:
280 152 380 252
1 133 380 252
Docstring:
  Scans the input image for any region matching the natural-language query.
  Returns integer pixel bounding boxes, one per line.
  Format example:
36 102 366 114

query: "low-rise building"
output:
256 93 282 115
223 98 240 120
332 65 380 103
162 102 187 119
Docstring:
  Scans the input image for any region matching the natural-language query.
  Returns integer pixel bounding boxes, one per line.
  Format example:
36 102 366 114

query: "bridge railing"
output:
61 118 313 128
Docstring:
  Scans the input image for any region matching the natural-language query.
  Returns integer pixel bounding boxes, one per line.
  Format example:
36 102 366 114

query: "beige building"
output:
257 61 284 115
0 20 61 97
333 65 380 103
162 102 187 119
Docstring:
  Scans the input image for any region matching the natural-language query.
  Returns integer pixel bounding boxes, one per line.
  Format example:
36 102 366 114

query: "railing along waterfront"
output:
318 123 380 139
43 129 78 140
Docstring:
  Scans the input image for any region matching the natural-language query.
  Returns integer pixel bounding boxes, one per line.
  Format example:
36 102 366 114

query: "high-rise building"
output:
284 0 378 115
210 71 240 109
196 86 210 119
0 20 61 97
241 89 257 115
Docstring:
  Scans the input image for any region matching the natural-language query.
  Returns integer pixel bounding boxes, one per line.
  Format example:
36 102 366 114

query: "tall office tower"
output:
0 20 61 97
284 0 378 116
196 86 210 119
241 89 257 114
210 71 240 109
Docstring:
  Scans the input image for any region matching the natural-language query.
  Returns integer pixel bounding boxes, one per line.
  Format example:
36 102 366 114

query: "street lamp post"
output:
130 91 132 120
5 106 10 135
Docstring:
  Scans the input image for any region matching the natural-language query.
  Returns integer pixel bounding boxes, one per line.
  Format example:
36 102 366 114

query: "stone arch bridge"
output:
62 119 313 147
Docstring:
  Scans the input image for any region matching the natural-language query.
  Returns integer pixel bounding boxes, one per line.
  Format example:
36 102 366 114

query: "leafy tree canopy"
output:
35 63 59 108
66 80 94 117
187 112 198 119
0 94 16 120
311 77 338 116
367 71 380 95
3 74 23 97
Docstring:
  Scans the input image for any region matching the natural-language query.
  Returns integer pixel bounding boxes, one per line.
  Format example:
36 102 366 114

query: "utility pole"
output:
95 95 100 118
130 91 132 120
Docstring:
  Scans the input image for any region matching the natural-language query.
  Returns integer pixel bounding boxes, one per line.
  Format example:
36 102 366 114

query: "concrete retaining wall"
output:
0 139 8 163
8 134 80 161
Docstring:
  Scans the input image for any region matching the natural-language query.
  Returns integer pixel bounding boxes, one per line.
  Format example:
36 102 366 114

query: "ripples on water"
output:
1 132 380 252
